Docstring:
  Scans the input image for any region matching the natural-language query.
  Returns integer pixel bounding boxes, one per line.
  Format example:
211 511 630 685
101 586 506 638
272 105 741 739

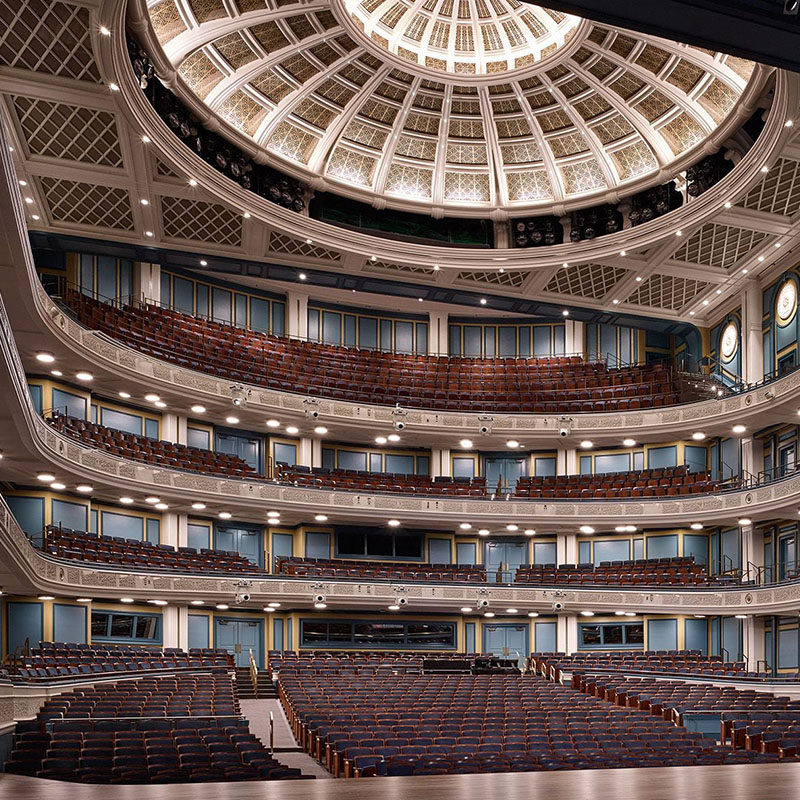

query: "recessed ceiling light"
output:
738 518 752 526
624 612 636 617
145 496 160 504
314 514 328 522
524 529 535 536
191 502 206 510
243 211 251 219
580 611 595 617
505 608 518 614
38 595 55 601
635 276 643 282
24 197 34 204
218 511 232 519
191 405 206 414
506 440 519 448
479 298 487 305
579 440 593 449
286 426 299 435
615 611 626 616
562 262 569 268
120 597 134 604
483 611 495 618
527 612 539 618
758 256 765 262
305 238 313 245
268 602 281 608
387 519 401 527
579 525 595 534
148 599 167 606
140 199 149 206
388 604 401 611
459 522 472 530
775 242 782 248
76 598 92 603
154 401 167 408
506 524 518 532
370 255 378 262
690 523 703 530
19 180 27 186
267 511 280 518
459 439 473 449
460 607 472 613
314 602 327 609
216 604 229 610
702 300 709 306
119 391 131 399
31 214 40 220
142 136 151 144
433 264 440 271
691 432 706 441
387 433 400 442
478 529 490 537
145 231 153 237
761 166 769 173
298 273 307 281
144 394 160 402
561 309 569 317
120 497 134 505
612 299 619 305
314 426 328 435
75 371 93 381
786 120 794 127
226 416 239 424
189 179 198 187
375 436 387 444
266 419 281 428
109 82 119 91
732 424 746 434
37 473 56 482
190 600 205 606
154 502 168 510
35 352 55 363
620 250 626 256
49 482 66 490
724 201 732 208
99 25 111 35
622 438 636 447
49 369 62 377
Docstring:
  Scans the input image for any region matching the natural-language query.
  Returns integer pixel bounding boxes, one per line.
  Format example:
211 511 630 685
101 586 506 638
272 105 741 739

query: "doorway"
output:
483 623 529 666
484 540 527 583
214 617 263 667
483 455 528 495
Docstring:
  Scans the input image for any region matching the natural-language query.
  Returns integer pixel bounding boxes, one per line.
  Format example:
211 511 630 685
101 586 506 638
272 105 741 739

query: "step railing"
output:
248 647 258 700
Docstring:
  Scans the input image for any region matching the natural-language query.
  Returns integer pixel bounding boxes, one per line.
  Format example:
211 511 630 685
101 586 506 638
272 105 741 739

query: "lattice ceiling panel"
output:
364 260 438 277
456 269 527 288
0 1 101 82
740 158 800 218
672 223 767 269
268 232 341 262
627 274 710 310
39 177 134 230
545 263 627 299
155 158 182 179
160 197 242 247
12 96 123 168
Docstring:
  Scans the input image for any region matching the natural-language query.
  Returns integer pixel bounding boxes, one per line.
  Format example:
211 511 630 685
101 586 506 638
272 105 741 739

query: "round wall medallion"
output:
776 279 797 326
720 321 739 361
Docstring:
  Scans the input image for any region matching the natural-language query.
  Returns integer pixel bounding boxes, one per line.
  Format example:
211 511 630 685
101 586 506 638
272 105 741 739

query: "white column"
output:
286 291 308 339
133 262 161 304
556 448 569 476
557 532 576 566
557 613 578 655
563 448 578 476
563 320 584 356
161 605 179 649
741 279 763 385
161 413 179 443
298 437 313 468
161 512 179 548
431 448 451 477
175 415 188 446
310 438 323 468
176 513 188 549
428 312 449 356
741 523 764 574
742 616 766 671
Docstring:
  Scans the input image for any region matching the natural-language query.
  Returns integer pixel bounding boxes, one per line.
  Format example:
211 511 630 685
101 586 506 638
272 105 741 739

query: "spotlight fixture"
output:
460 607 472 613
738 518 752 526
75 371 93 381
579 525 595 534
191 502 206 510
580 611 595 617
314 514 328 522
191 405 206 414
37 473 56 482
524 529 536 537
145 497 160 504
622 438 636 447
375 436 387 445
690 523 703 530
459 439 473 449
527 612 539 618
478 529 490 537
120 497 134 505
732 424 746 434
691 432 706 441
218 511 232 520
459 523 472 530
387 519 401 527
35 352 55 363
314 426 328 435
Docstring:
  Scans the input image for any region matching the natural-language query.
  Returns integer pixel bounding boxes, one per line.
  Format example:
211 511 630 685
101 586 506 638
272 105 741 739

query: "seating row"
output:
64 291 685 413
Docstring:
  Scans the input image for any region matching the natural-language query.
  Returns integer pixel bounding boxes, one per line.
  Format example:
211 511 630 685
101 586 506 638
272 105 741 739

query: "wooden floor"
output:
2 762 800 800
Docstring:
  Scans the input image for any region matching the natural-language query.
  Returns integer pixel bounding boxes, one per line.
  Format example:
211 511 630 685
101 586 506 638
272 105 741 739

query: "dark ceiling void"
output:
538 0 800 73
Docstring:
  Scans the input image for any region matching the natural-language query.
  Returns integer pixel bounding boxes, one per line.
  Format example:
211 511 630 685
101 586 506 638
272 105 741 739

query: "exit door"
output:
483 624 529 666
214 618 263 667
483 456 528 494
484 540 527 583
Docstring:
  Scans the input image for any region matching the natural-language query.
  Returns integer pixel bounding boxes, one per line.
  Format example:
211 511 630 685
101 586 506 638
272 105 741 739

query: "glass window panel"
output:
28 384 43 414
416 323 428 355
534 457 556 477
633 451 644 471
416 456 429 476
498 326 517 357
302 621 328 644
395 533 423 558
273 442 297 466
272 301 285 335
249 298 269 334
553 325 566 355
52 499 87 531
187 524 210 550
366 532 394 556
533 326 551 356
135 616 159 640
100 408 143 435
579 455 592 475
322 447 335 470
101 511 144 541
395 321 413 354
173 277 194 315
146 518 160 543
97 256 117 301
109 615 134 638
187 427 210 450
196 284 209 318
449 325 462 357
307 309 320 341
343 315 357 347
327 622 352 641
484 327 496 357
53 389 87 419
338 450 368 471
647 446 678 469
452 457 475 478
463 326 482 357
144 418 159 439
370 453 383 472
518 326 531 357
385 455 414 474
359 317 378 349
625 624 644 644
594 453 631 474
581 625 601 645
90 612 109 638
603 625 624 644
234 294 248 328
337 530 365 555
119 260 133 301
81 254 95 295
211 288 232 324
322 311 341 345
380 319 393 352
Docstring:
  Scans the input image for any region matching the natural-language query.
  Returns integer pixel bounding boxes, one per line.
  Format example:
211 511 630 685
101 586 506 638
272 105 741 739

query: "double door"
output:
483 456 527 494
483 624 529 666
214 618 263 667
484 540 527 583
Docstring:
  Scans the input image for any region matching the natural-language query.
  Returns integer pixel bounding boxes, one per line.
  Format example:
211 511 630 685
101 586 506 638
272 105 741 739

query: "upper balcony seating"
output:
531 651 750 682
275 464 488 496
47 413 259 480
513 466 718 499
16 643 233 682
278 665 775 777
275 557 487 583
268 651 479 673
3 675 312 783
64 290 682 413
514 556 732 588
42 526 267 577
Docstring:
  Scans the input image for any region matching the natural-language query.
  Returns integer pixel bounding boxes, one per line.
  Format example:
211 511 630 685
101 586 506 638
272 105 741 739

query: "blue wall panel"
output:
53 604 87 643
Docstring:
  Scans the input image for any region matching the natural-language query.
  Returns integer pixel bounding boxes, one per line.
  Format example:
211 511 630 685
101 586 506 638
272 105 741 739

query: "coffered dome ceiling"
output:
148 0 758 213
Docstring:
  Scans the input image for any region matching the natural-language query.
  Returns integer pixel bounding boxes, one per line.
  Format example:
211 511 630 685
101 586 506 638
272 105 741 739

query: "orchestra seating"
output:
47 413 259 480
3 675 311 783
531 651 749 682
42 526 267 576
275 464 488 496
277 659 776 777
15 643 233 681
513 556 732 588
513 466 718 499
64 290 683 413
275 557 487 583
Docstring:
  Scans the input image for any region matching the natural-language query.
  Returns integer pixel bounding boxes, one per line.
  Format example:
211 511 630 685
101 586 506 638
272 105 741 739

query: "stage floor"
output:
1 762 800 800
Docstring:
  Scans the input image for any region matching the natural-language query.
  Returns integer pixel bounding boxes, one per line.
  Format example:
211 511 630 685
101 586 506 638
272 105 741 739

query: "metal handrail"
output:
249 647 258 700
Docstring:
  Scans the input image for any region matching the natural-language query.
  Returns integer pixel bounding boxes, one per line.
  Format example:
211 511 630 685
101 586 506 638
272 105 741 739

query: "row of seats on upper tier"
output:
278 669 778 778
42 526 267 576
48 414 258 479
17 643 232 681
531 651 749 680
276 557 487 582
65 291 683 413
513 465 719 498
